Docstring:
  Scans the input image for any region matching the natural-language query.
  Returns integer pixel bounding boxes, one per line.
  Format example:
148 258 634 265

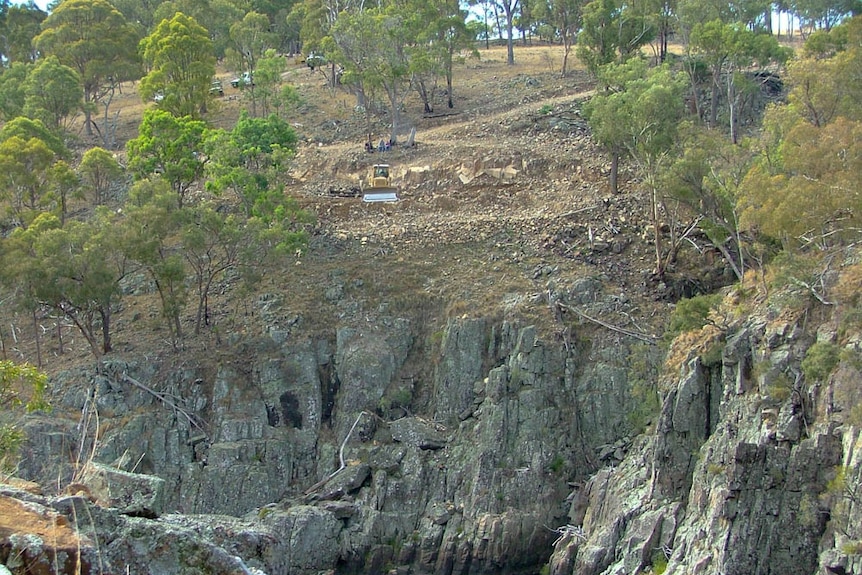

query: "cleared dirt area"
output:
3 44 696 373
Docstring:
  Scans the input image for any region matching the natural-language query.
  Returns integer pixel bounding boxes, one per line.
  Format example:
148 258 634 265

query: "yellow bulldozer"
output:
361 164 399 202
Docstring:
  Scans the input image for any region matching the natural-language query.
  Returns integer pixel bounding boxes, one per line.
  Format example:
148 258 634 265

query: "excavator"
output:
361 164 399 202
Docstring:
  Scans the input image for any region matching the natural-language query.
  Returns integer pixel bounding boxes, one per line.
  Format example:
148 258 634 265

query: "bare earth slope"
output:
270 45 686 343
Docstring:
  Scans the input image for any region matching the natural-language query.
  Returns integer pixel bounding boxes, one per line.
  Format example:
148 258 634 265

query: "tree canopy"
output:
126 109 208 208
33 0 141 136
139 12 217 119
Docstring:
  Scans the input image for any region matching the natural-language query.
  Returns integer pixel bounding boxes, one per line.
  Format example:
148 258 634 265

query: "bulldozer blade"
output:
362 189 399 202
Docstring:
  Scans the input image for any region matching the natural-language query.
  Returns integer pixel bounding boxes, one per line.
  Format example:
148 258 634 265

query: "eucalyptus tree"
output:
738 16 862 249
644 0 675 62
467 0 496 48
532 0 584 75
0 214 56 366
689 20 790 142
139 12 217 119
661 125 753 281
117 179 187 349
110 0 163 31
325 6 414 142
0 359 48 465
585 59 686 276
0 136 58 225
496 0 522 64
153 0 233 59
0 63 30 121
47 161 80 225
292 0 359 88
0 116 68 157
22 56 83 132
126 109 208 208
204 111 300 216
33 0 141 138
254 49 290 117
792 0 860 31
407 0 474 111
30 211 129 357
78 147 124 207
1 3 46 65
577 0 656 75
229 11 277 116
677 0 773 30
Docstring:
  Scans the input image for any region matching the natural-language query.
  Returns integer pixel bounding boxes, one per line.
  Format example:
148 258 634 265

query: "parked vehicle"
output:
210 80 224 96
230 72 253 88
305 52 326 70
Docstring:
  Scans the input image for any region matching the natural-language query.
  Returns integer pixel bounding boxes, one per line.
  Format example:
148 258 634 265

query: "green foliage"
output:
765 370 792 402
204 112 302 220
181 202 255 334
664 294 722 342
253 49 290 118
760 252 825 307
229 11 275 83
5 210 128 357
738 18 862 249
139 12 216 119
0 135 59 225
652 555 668 575
0 426 24 475
689 19 789 142
126 109 208 208
585 60 685 274
1 4 47 66
33 0 141 133
0 63 31 121
548 455 566 474
325 7 416 143
0 116 68 158
47 160 81 226
0 361 49 473
576 0 655 75
118 179 187 347
23 56 83 132
802 342 841 383
79 147 124 206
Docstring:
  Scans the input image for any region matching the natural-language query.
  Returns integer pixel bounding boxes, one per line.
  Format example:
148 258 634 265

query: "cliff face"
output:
12 275 649 574
550 289 862 575
9 275 861 575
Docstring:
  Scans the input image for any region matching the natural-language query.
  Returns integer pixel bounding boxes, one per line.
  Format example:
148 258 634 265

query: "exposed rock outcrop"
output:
10 272 861 575
549 288 862 575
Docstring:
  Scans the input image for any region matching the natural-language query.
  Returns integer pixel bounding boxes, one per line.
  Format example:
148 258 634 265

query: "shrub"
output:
802 341 840 383
664 293 722 343
0 361 49 473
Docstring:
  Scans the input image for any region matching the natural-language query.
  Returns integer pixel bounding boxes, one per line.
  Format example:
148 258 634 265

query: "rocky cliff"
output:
5 261 861 575
549 274 862 575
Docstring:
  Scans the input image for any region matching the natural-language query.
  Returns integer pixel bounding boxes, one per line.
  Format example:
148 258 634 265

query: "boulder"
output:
79 462 165 518
389 417 447 450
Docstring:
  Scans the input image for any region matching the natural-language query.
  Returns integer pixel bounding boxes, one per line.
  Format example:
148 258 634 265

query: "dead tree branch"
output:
557 303 658 344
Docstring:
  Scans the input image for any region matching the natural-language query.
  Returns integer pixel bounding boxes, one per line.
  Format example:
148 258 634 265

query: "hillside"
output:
3 44 703 372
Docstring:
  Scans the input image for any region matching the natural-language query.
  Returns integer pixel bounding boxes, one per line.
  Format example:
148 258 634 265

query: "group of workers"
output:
365 135 392 153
